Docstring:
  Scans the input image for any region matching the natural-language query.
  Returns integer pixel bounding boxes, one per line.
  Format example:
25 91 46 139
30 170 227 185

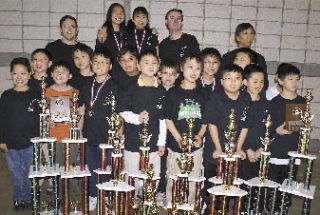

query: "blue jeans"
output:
5 146 33 201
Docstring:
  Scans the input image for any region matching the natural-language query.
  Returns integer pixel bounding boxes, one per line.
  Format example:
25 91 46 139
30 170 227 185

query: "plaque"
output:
285 103 307 132
50 96 71 122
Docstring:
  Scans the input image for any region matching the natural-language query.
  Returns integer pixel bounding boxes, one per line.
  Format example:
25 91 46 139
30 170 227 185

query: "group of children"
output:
0 3 306 214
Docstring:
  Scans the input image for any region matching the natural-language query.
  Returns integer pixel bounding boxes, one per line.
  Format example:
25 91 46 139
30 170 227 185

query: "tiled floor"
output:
1 151 319 215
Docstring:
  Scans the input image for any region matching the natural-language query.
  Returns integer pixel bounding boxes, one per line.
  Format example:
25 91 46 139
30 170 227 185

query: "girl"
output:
95 3 127 60
126 7 159 55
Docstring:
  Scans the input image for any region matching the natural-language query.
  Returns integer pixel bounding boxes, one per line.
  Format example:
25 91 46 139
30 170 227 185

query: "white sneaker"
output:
156 192 166 208
89 196 97 211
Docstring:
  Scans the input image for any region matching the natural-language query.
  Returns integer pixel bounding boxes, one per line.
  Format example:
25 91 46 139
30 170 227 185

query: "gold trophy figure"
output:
139 121 152 174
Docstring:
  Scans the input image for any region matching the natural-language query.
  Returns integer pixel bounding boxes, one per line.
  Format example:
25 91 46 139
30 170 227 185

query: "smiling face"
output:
203 55 220 76
112 6 125 27
244 72 264 97
165 11 183 32
11 64 31 90
51 66 72 87
181 58 202 84
159 67 179 89
60 18 78 42
236 27 255 48
73 50 91 71
92 55 112 78
133 12 148 30
31 52 52 74
119 52 138 75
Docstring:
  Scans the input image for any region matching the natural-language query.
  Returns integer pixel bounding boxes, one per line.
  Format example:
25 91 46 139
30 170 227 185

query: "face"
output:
203 55 220 76
92 55 112 77
119 52 138 74
244 72 264 96
73 50 91 71
138 54 159 77
221 71 243 94
51 66 72 86
31 52 51 73
133 12 148 30
165 11 183 31
61 18 78 41
236 27 255 48
278 74 300 94
11 65 31 88
159 67 179 88
234 52 251 69
181 58 202 84
112 6 125 26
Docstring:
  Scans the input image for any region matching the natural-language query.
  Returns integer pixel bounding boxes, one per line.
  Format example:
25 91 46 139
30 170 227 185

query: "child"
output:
71 43 94 90
158 59 180 91
78 47 119 211
126 7 159 55
164 53 207 205
233 48 257 70
112 45 140 92
266 66 283 100
30 48 54 91
95 3 127 60
199 48 222 94
118 50 166 194
46 15 85 74
240 64 269 180
0 57 39 210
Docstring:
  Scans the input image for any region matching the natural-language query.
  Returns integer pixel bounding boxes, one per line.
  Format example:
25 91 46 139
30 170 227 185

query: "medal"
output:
88 110 94 117
113 32 123 51
134 29 146 54
88 76 110 117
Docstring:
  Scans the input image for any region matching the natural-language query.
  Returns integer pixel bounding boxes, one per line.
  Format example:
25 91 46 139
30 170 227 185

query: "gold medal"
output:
88 110 94 117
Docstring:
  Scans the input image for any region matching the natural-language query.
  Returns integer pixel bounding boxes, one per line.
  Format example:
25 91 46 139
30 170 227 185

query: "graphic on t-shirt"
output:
240 106 248 121
178 99 201 120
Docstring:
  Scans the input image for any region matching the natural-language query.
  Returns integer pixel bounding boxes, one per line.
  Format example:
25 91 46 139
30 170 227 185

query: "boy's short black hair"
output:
234 48 257 64
243 64 264 80
50 61 71 74
118 45 138 61
73 43 93 59
201 48 221 62
31 48 53 61
59 15 78 28
276 63 301 80
235 23 255 44
138 49 159 63
220 64 244 79
10 57 31 73
180 53 203 69
159 59 179 74
165 8 184 21
93 47 113 64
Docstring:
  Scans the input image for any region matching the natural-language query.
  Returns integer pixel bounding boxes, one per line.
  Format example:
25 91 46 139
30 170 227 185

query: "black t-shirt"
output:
197 75 222 96
0 88 40 149
269 94 305 159
69 74 93 91
79 76 119 146
203 90 250 153
110 63 139 93
244 96 271 151
45 39 85 74
29 75 54 93
164 84 208 153
159 33 200 63
118 82 166 152
126 29 158 54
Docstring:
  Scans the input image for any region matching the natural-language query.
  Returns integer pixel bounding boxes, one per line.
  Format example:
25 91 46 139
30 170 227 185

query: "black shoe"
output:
13 201 19 210
19 200 26 209
25 200 33 209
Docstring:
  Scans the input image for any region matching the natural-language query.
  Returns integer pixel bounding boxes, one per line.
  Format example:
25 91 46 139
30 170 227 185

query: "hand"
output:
49 118 56 128
0 143 8 151
158 146 165 157
254 148 263 160
212 149 222 159
276 122 292 135
247 149 257 163
237 149 246 160
97 26 108 43
151 27 159 36
138 110 149 123
193 135 202 147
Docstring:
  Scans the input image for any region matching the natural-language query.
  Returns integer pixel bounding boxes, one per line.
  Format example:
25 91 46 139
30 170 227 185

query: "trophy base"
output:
207 185 247 197
279 179 316 199
166 202 195 211
60 165 91 178
96 180 135 192
288 151 317 160
28 164 60 178
208 176 244 186
93 166 112 175
61 138 88 144
244 177 280 188
31 137 57 143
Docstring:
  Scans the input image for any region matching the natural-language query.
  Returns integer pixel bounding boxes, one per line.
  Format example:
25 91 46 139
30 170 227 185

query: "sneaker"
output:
19 200 26 209
13 201 19 210
89 196 97 211
156 192 166 208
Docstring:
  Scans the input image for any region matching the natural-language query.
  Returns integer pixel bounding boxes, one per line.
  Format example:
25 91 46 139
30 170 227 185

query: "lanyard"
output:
134 29 146 54
113 33 123 51
200 76 216 92
90 75 110 108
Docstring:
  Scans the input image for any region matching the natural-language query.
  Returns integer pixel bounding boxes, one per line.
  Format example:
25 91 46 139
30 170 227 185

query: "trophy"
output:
207 109 247 215
139 121 152 174
60 91 91 215
279 90 317 215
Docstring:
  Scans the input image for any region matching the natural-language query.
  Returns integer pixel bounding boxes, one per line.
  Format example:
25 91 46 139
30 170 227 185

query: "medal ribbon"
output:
200 76 216 92
90 75 110 109
134 29 146 54
113 33 123 51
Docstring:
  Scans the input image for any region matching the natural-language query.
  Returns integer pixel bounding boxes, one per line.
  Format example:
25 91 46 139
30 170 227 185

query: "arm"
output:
157 119 167 156
165 119 182 149
97 26 108 43
194 124 207 147
120 110 149 125
208 124 223 159
236 128 248 160
77 105 85 138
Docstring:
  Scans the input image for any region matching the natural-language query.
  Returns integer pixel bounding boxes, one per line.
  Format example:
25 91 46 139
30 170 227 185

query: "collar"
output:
138 75 159 88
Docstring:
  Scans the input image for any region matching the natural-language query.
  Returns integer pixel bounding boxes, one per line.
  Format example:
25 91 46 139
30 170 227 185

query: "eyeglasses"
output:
222 77 242 82
168 16 182 22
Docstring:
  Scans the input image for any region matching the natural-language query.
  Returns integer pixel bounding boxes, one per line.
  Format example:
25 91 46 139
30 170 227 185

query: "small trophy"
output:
139 121 152 174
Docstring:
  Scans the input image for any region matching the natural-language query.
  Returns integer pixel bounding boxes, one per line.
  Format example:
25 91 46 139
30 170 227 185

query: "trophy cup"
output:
28 77 60 215
207 109 247 215
279 90 317 215
60 91 91 215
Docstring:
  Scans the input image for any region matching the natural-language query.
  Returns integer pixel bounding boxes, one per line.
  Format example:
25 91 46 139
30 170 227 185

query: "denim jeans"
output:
5 146 33 201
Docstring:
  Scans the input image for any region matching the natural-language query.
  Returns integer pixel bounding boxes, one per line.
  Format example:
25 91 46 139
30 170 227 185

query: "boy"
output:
158 59 180 91
30 48 54 91
78 47 119 211
199 48 222 94
164 53 207 205
0 57 39 210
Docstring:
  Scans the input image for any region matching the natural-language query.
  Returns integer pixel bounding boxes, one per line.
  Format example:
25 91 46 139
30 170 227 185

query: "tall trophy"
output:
28 77 60 215
139 122 152 174
60 91 91 215
279 90 317 215
244 114 280 215
207 109 247 215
